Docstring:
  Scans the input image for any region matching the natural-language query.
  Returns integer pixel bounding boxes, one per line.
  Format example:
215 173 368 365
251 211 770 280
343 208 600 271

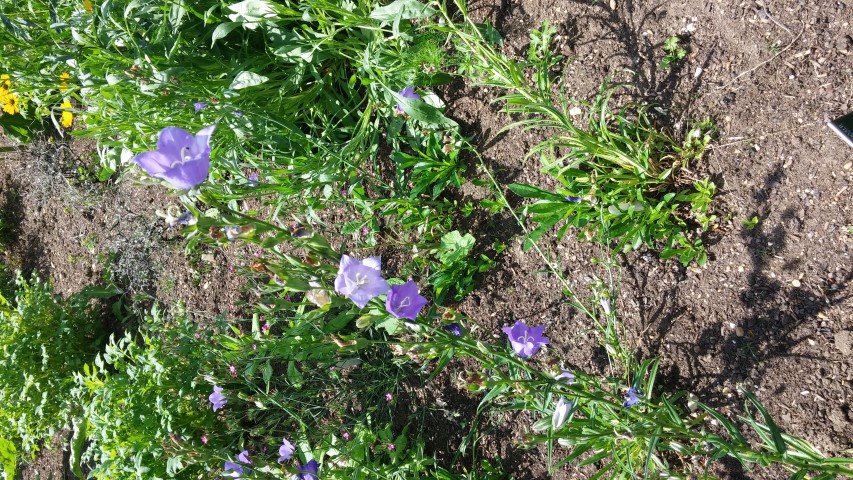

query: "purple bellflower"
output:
209 385 227 411
296 459 319 480
223 461 244 478
248 173 258 187
502 320 550 359
564 195 582 203
395 86 421 114
193 101 208 112
555 370 575 384
385 280 428 320
624 387 641 408
278 438 295 462
236 450 251 464
442 323 463 337
334 255 390 308
132 126 215 190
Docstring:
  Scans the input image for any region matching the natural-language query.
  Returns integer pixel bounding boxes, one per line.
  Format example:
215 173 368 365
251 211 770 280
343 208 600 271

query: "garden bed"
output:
0 0 851 479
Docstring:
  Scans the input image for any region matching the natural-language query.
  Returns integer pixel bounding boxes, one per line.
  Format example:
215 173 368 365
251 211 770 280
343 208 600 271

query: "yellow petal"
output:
83 0 92 13
61 110 74 128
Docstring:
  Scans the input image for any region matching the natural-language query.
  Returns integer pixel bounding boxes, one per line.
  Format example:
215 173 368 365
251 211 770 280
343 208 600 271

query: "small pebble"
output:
736 326 745 337
791 279 801 288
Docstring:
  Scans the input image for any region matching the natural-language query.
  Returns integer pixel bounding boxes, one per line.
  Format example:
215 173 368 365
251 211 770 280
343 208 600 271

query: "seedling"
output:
660 36 687 69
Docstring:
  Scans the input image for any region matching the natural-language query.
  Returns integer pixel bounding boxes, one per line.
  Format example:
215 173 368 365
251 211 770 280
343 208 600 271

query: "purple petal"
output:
236 450 251 464
277 438 294 462
362 256 382 271
297 459 319 479
386 280 428 320
193 101 208 112
156 127 194 160
133 150 171 175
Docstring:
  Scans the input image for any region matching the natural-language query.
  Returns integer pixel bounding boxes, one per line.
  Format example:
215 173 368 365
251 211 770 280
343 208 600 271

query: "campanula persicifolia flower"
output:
236 450 251 464
295 459 319 480
624 387 641 408
385 280 428 320
248 173 258 187
334 255 390 308
223 461 243 477
442 323 463 336
208 385 226 411
564 195 582 203
277 438 295 462
555 370 575 384
193 101 208 112
501 320 550 359
395 86 421 114
132 126 215 190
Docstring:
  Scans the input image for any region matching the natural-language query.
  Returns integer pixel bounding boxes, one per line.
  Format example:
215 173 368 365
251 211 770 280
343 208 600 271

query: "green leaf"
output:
230 71 269 90
69 417 86 479
211 22 240 46
390 90 456 128
369 0 436 23
437 231 475 265
507 183 565 201
287 361 304 389
741 387 787 455
0 437 16 480
262 360 272 394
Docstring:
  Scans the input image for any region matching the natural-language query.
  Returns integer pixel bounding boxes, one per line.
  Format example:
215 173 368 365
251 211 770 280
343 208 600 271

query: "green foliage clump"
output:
0 272 106 457
72 305 215 479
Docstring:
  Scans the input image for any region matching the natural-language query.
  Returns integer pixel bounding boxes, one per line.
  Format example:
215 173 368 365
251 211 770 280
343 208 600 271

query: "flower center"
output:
398 296 411 308
170 146 193 168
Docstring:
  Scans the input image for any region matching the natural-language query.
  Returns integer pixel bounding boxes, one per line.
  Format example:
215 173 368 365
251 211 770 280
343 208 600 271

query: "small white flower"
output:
552 396 572 430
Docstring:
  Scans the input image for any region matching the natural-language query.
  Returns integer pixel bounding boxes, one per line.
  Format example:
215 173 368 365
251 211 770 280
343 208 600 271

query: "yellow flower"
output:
60 99 73 128
59 72 71 92
0 74 10 89
83 0 92 13
2 93 20 115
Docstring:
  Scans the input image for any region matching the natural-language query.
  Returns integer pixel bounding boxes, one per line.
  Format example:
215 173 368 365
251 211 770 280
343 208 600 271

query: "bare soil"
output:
1 0 852 478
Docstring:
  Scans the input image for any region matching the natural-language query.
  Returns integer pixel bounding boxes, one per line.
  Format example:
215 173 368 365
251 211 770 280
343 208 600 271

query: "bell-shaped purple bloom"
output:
193 101 208 112
296 459 319 480
624 387 641 408
277 438 294 462
385 280 428 320
564 195 582 203
334 255 390 308
132 125 215 190
236 450 251 464
501 320 550 359
209 385 227 411
223 461 244 478
248 173 258 187
442 323 463 336
555 369 575 384
395 86 421 114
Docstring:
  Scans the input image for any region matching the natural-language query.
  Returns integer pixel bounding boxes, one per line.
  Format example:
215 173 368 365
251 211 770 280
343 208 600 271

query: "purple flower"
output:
296 459 319 480
175 211 196 226
193 101 208 112
501 320 550 359
248 173 258 187
334 255 390 308
564 195 582 203
277 438 294 462
624 387 641 408
208 385 226 411
442 323 463 336
236 450 251 464
395 86 421 114
132 126 215 190
555 370 575 384
223 461 244 478
385 280 428 320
